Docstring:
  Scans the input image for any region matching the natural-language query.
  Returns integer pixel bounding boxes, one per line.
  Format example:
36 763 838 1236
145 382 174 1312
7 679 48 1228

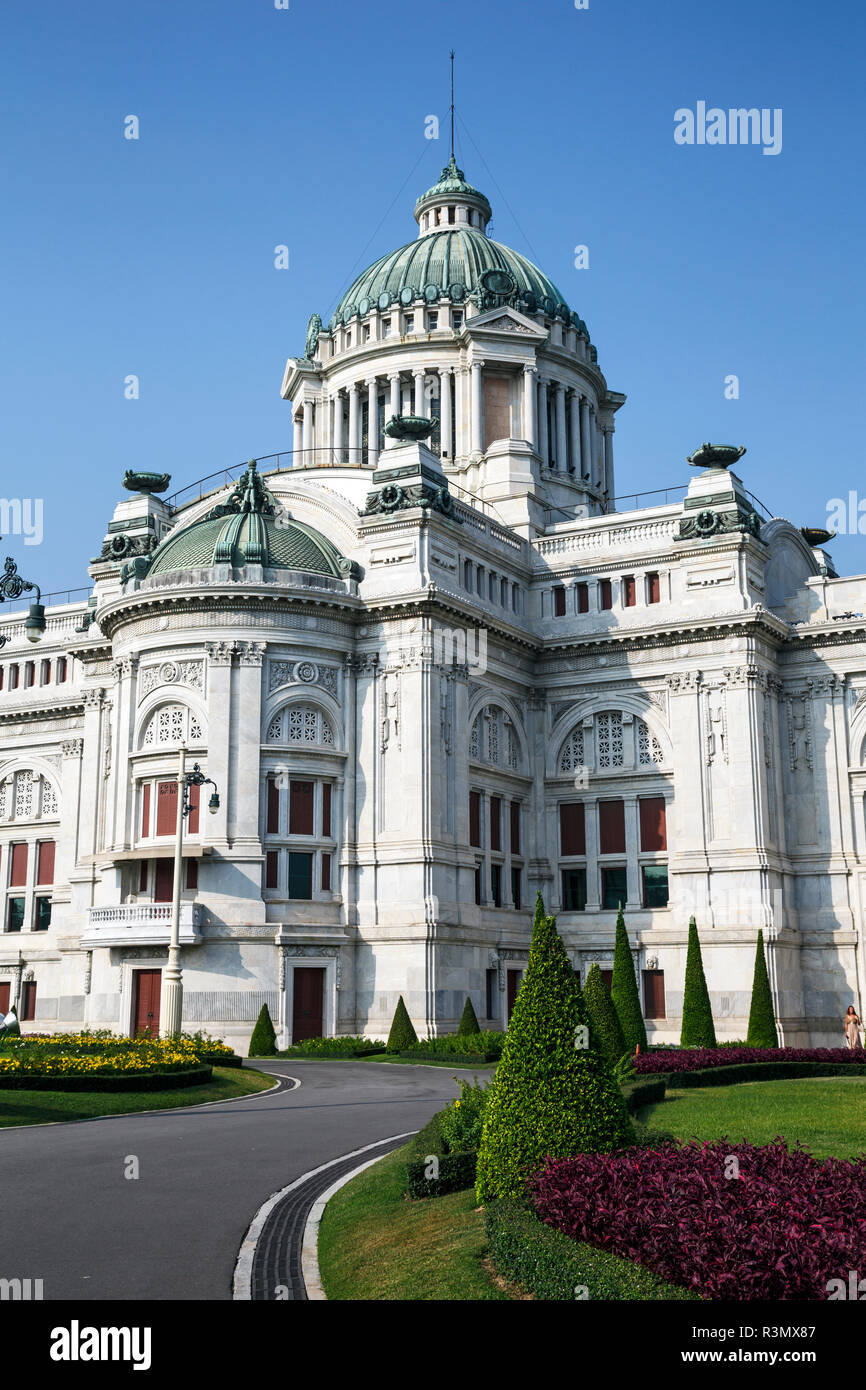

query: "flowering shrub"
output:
531 1139 866 1300
439 1078 489 1153
635 1047 866 1074
0 1032 204 1076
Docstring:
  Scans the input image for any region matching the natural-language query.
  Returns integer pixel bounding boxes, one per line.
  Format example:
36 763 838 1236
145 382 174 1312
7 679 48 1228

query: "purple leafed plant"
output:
635 1047 866 1074
531 1140 866 1300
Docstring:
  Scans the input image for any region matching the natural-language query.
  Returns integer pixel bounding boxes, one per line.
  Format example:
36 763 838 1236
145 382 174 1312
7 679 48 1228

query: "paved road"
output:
0 1061 470 1301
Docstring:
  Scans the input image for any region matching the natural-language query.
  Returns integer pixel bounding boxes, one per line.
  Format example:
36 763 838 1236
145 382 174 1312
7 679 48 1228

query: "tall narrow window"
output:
646 572 660 605
322 783 332 838
623 575 636 607
639 797 667 851
491 863 502 907
469 791 481 848
643 969 666 1017
559 803 586 856
265 850 279 889
156 782 178 836
509 801 521 855
289 781 314 835
40 659 51 686
9 665 19 690
266 776 280 834
599 800 626 854
599 579 613 610
576 583 589 613
486 968 497 1020
186 858 198 890
489 797 501 852
321 852 331 892
140 783 151 838
553 586 566 617
24 662 34 689
9 842 27 886
187 782 200 836
36 841 55 885
56 657 68 683
21 981 37 1020
288 852 312 899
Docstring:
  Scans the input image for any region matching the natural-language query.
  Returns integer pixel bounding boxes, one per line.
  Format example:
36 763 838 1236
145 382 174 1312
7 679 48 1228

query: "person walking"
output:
844 1005 863 1050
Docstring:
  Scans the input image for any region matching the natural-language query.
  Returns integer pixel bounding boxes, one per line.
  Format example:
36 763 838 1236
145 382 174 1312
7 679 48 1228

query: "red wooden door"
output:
507 969 522 1020
292 968 324 1041
0 982 10 1015
133 970 161 1038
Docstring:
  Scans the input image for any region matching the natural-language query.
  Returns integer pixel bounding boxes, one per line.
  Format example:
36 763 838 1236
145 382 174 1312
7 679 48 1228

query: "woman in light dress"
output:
844 1005 863 1050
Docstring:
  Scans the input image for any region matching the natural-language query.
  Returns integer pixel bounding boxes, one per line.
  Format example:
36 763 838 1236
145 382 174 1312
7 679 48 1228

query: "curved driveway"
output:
1 1060 471 1301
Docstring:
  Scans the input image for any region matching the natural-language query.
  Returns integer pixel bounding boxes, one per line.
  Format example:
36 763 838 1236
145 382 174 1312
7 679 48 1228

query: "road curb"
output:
301 1150 396 1300
233 1131 416 1300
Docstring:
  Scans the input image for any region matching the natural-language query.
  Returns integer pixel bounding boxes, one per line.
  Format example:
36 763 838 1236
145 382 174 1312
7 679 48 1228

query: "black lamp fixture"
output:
0 551 45 648
182 762 220 819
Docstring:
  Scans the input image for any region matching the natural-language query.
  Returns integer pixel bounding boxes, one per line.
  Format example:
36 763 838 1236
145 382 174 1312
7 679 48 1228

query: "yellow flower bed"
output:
0 1035 201 1076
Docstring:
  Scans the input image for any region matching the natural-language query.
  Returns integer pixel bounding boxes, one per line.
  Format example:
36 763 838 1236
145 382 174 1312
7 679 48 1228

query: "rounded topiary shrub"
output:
681 918 717 1049
475 895 633 1203
457 996 481 1037
611 909 647 1052
584 963 627 1065
248 1004 277 1057
746 929 778 1049
386 996 418 1052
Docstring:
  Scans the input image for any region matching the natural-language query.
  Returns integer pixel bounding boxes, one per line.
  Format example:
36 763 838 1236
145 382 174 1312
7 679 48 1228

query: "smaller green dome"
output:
414 155 492 224
146 462 347 578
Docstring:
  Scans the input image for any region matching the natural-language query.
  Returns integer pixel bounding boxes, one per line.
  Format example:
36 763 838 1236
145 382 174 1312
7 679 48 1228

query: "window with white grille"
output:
558 726 585 774
267 705 334 746
596 711 624 768
469 706 521 770
0 770 59 822
141 704 204 749
637 719 664 766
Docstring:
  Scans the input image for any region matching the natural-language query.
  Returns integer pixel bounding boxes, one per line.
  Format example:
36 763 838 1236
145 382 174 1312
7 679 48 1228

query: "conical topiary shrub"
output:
681 917 717 1048
248 1003 277 1057
475 894 633 1202
611 908 647 1052
584 962 627 1065
386 995 418 1052
746 929 778 1048
457 995 481 1036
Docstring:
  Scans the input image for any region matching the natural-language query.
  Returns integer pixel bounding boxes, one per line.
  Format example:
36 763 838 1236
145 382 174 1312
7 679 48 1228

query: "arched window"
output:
141 704 204 749
266 704 334 747
469 706 520 770
557 710 667 774
0 769 59 822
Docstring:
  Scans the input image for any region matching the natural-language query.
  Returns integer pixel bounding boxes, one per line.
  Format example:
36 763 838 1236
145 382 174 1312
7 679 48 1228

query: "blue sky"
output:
2 0 864 593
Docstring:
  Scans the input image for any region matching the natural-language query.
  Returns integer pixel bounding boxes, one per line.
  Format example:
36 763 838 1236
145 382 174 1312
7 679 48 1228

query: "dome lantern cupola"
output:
413 155 493 237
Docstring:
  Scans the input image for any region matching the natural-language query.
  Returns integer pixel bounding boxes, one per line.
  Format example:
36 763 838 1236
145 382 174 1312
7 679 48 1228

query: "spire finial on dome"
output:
449 48 455 160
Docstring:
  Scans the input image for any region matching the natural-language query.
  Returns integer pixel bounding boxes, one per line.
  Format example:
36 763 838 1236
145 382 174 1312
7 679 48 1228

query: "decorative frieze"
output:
269 659 339 699
139 658 205 701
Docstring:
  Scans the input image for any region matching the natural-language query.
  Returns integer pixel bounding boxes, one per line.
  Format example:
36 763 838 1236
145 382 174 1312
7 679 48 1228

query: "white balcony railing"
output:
81 902 203 947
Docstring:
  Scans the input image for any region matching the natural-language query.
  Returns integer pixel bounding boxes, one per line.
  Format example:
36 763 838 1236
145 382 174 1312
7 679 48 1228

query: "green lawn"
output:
638 1077 866 1159
318 1146 508 1301
0 1065 276 1128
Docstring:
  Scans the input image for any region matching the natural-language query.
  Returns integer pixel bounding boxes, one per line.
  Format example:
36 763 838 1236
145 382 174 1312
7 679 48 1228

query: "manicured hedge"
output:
406 1151 477 1199
621 1077 666 1113
279 1036 387 1058
0 1063 212 1092
401 1050 492 1065
656 1060 866 1089
485 1200 700 1301
399 1032 505 1060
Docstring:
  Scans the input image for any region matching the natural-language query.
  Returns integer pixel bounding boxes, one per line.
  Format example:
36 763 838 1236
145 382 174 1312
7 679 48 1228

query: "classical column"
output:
569 390 581 476
522 362 538 451
440 368 453 459
413 369 426 417
624 794 640 910
301 399 313 462
292 412 302 462
470 358 484 455
230 643 265 845
388 372 401 423
584 795 600 910
603 426 614 500
594 412 604 489
348 384 360 465
333 391 345 464
579 396 592 484
537 378 549 468
367 378 378 466
554 382 567 473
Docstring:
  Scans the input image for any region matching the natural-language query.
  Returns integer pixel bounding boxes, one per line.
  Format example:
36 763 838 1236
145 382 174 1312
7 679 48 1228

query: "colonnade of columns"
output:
290 359 612 493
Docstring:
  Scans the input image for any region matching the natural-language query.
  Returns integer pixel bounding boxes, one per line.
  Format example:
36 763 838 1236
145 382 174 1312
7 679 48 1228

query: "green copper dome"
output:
146 462 346 578
329 159 586 333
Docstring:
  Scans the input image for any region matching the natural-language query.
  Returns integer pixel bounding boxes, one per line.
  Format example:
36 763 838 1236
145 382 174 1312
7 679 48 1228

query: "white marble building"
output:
1 156 863 1050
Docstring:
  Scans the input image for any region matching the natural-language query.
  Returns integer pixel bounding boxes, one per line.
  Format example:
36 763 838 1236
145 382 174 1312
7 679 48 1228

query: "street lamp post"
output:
0 551 46 647
159 742 220 1037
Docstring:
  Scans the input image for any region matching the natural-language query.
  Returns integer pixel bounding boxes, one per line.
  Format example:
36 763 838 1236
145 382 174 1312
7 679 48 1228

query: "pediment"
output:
466 305 548 339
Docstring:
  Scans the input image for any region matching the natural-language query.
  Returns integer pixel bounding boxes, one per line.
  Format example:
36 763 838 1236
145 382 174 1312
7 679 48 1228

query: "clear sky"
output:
2 0 864 594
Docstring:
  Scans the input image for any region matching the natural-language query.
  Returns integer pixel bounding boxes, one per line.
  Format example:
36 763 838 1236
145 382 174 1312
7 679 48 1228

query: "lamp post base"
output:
159 950 183 1037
